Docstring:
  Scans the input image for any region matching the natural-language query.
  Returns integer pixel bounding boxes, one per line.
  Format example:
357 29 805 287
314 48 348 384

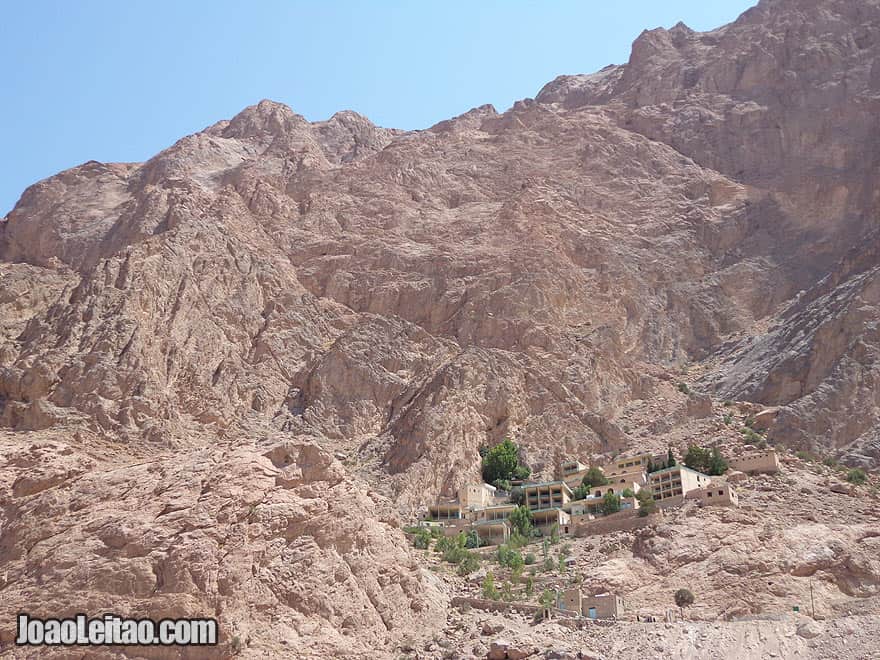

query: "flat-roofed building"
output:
686 482 739 507
648 465 711 503
523 481 573 511
568 493 639 517
729 450 780 475
472 519 510 546
475 503 516 522
560 589 625 619
590 479 642 498
583 593 625 619
459 483 497 510
561 459 587 477
427 500 464 521
531 508 571 535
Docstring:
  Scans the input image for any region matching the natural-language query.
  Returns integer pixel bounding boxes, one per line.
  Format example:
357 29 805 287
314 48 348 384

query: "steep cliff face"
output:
2 0 880 656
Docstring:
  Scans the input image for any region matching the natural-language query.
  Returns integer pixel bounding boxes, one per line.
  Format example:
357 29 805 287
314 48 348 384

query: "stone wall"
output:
573 509 661 537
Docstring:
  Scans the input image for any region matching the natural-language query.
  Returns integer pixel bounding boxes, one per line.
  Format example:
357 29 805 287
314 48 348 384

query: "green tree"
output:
510 486 525 505
636 489 656 517
621 487 635 498
501 581 514 602
539 589 556 608
667 447 676 468
509 505 533 537
525 575 535 598
557 555 567 573
708 447 728 476
674 588 695 619
847 468 868 485
646 458 656 474
601 492 621 516
684 445 710 472
482 439 529 485
524 552 536 565
581 466 609 488
542 538 550 558
482 572 500 600
572 483 590 500
465 529 481 549
514 464 531 480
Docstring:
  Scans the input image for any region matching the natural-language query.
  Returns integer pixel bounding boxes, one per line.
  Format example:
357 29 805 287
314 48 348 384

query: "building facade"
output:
648 465 711 502
729 450 780 474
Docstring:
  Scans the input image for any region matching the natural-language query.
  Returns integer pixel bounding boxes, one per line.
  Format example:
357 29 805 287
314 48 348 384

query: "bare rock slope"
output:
1 0 880 656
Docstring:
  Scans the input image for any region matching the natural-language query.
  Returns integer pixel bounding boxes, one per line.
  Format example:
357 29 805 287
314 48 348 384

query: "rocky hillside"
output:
1 0 879 657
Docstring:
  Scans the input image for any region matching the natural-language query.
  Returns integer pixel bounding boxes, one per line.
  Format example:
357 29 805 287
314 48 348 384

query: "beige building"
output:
560 588 625 619
590 479 641 498
531 508 571 535
473 519 510 545
648 465 711 503
729 449 780 475
686 482 739 507
609 452 653 473
427 499 464 521
475 503 516 522
459 482 497 510
523 481 573 511
561 459 587 477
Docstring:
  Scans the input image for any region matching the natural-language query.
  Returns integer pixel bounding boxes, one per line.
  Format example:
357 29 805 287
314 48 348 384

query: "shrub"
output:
723 413 733 425
465 529 481 549
572 483 590 500
457 552 480 575
677 382 691 395
525 576 535 598
822 456 838 468
557 555 567 573
542 538 550 558
543 557 555 572
560 544 572 557
740 427 763 443
412 528 432 549
497 545 524 571
621 487 635 498
847 468 868 485
796 450 816 462
524 552 536 565
501 581 514 602
482 572 500 600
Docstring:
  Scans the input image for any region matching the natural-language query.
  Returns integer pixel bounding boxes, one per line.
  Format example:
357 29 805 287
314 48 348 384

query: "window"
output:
707 492 712 497
718 490 724 496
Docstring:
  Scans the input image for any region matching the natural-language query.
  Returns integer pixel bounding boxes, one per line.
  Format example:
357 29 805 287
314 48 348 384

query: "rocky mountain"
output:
1 0 879 657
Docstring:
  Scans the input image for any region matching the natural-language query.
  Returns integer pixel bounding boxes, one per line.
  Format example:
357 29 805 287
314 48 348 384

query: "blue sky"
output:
0 1 756 215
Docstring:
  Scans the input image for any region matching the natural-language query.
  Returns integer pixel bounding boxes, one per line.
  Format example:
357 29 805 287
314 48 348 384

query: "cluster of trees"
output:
481 439 531 491
646 448 677 474
683 445 728 476
408 527 482 576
